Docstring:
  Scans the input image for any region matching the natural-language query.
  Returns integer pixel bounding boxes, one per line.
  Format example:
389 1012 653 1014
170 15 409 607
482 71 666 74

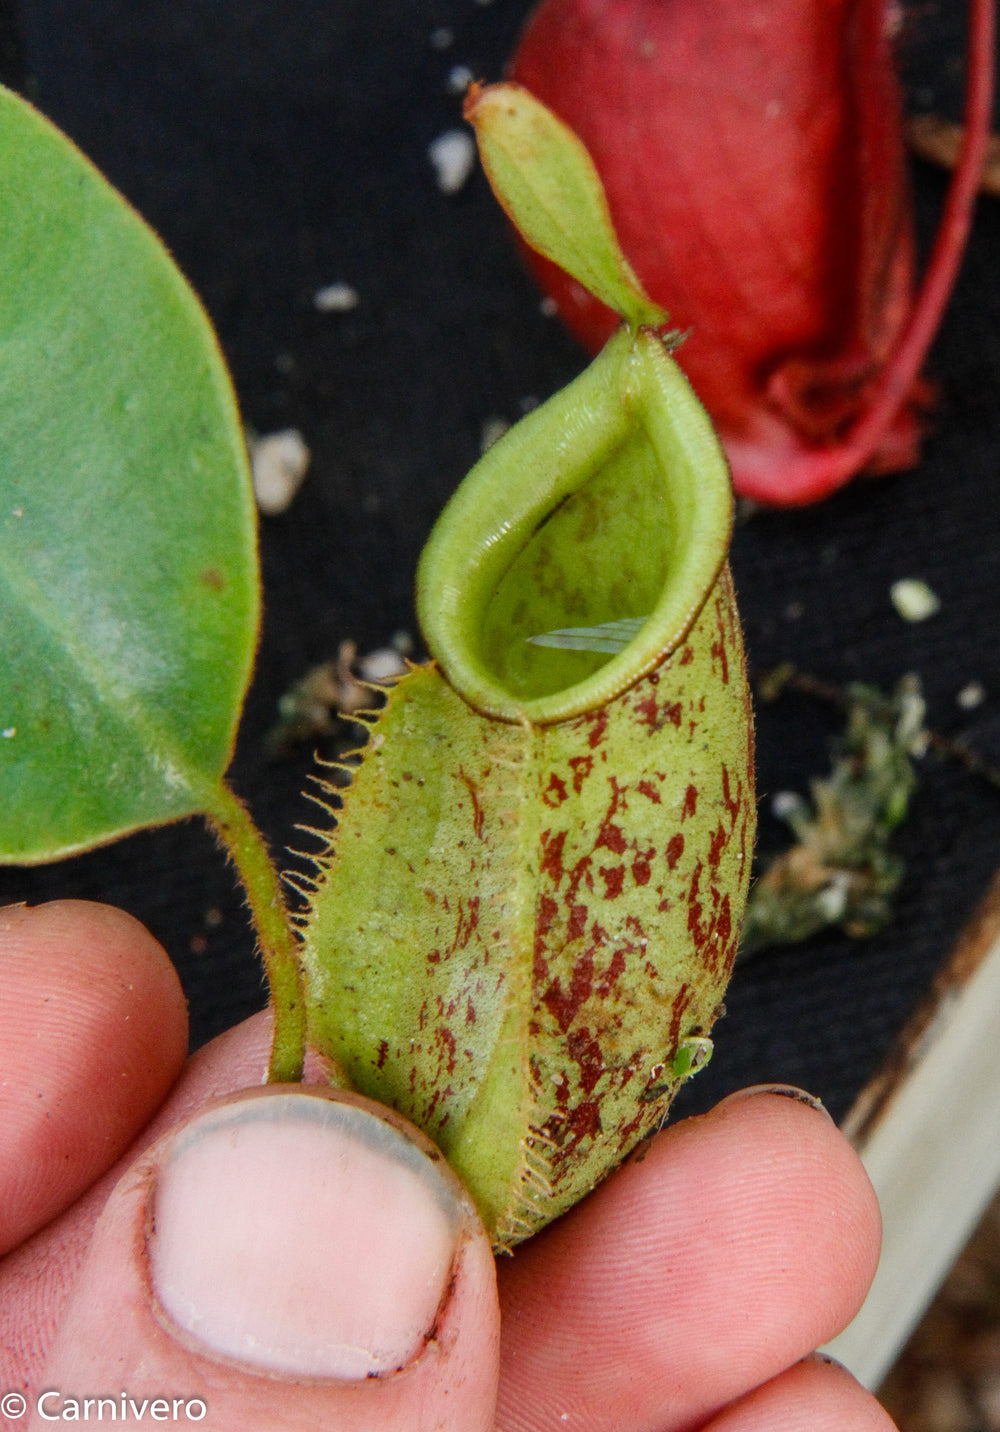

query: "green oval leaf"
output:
0 86 259 862
465 81 669 331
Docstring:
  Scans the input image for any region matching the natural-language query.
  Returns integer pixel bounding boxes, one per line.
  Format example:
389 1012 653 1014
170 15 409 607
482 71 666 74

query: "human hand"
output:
1 901 896 1430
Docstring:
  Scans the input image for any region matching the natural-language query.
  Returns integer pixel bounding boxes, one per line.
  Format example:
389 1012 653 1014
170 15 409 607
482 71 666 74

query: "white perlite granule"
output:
957 681 986 710
890 578 941 622
428 129 476 193
247 428 311 516
447 64 474 94
313 282 359 313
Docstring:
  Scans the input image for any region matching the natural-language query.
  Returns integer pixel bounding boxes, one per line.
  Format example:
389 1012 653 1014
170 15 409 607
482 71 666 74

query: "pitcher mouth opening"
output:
416 327 734 725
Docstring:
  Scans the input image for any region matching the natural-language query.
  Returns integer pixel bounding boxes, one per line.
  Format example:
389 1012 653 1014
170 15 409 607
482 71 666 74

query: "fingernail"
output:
807 1350 847 1369
148 1089 467 1379
722 1083 832 1118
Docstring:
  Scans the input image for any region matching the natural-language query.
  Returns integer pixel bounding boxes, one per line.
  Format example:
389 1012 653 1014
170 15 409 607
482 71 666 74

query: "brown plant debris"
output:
739 672 926 957
266 637 411 755
908 113 1000 200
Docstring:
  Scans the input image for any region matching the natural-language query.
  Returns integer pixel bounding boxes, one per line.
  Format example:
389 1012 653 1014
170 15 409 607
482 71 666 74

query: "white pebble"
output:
890 578 941 622
356 648 409 683
447 64 474 94
313 282 359 313
771 791 806 821
247 428 311 516
957 681 986 710
428 129 477 194
480 415 510 453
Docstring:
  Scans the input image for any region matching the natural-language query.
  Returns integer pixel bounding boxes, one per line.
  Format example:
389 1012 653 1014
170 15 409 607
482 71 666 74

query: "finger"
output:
27 1086 499 1432
495 1086 881 1432
0 900 188 1254
1 1011 276 1399
702 1354 898 1431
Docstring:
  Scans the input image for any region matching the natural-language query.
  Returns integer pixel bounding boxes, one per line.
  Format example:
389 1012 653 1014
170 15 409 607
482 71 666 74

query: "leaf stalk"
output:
204 782 306 1082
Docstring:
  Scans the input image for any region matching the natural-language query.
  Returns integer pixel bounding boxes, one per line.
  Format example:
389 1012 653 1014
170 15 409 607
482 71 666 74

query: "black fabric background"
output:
1 0 998 1125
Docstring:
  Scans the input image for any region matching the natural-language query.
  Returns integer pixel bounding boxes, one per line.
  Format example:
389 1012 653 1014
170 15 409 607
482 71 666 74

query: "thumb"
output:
30 1087 499 1432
